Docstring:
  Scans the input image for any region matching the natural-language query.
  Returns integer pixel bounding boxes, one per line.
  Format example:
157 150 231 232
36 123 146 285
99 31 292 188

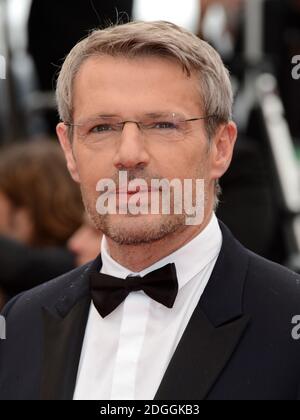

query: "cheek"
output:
0 202 10 228
0 204 5 221
74 144 114 187
156 140 208 179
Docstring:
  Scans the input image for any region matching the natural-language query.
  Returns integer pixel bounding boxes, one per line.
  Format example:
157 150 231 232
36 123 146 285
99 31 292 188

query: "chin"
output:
98 213 186 246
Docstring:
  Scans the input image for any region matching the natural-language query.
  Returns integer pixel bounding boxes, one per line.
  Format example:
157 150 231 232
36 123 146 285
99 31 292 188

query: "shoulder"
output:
1 262 94 320
220 221 300 305
243 250 300 322
219 220 300 324
246 250 300 297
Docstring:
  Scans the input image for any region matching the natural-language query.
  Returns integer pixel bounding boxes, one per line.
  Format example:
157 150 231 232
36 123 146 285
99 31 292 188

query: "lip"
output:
115 187 160 195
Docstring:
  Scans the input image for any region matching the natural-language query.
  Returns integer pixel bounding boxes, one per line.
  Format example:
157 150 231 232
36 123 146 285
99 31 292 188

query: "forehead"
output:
73 55 202 121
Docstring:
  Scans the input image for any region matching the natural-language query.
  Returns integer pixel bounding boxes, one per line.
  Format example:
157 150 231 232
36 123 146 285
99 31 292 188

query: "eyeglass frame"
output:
63 113 218 142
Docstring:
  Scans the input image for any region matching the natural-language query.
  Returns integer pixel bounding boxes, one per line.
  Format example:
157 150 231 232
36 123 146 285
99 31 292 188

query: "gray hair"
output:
56 20 233 139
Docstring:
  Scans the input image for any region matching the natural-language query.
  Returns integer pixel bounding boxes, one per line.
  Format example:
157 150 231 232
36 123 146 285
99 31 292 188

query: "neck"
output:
105 211 214 272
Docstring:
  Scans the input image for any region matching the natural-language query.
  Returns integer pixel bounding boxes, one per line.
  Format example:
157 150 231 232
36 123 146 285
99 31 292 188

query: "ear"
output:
210 121 237 181
56 123 80 183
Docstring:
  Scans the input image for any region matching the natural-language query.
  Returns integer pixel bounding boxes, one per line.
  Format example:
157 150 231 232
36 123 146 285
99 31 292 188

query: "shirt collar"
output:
101 213 222 290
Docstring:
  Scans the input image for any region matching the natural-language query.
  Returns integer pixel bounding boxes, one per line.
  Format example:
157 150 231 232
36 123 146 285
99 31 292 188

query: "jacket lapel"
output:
40 256 102 400
155 222 251 400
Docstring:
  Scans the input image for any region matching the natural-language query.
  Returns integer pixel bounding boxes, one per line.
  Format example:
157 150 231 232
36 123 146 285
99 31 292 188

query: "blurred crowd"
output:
0 140 101 309
1 0 300 309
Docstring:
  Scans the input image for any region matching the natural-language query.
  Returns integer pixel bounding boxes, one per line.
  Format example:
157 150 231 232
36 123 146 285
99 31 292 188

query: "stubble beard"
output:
86 199 187 246
81 167 208 246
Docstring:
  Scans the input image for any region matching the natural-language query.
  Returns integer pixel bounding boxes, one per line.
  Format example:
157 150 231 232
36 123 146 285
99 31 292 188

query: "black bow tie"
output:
90 264 179 318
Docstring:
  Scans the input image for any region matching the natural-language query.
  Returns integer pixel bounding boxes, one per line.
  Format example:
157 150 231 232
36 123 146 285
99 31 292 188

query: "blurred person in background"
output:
266 0 300 140
199 0 244 60
132 0 201 32
27 0 133 135
68 214 102 267
0 140 84 307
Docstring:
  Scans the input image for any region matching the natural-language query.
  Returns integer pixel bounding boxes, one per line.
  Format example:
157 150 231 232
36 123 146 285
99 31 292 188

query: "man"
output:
1 21 300 401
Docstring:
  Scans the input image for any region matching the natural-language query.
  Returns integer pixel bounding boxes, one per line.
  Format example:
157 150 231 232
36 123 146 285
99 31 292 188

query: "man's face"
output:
57 55 236 245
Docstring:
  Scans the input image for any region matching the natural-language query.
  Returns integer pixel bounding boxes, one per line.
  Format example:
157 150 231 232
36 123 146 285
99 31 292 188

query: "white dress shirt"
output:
73 214 222 400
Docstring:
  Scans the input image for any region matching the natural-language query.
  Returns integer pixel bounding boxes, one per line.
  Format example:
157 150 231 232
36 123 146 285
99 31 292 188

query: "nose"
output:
113 122 150 170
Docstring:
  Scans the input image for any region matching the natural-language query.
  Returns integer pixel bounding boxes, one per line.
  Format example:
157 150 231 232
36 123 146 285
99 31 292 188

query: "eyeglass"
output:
64 112 216 144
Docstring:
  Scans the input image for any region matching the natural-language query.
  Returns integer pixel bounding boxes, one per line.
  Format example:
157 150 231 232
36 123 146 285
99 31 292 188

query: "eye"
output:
90 124 114 133
152 121 177 130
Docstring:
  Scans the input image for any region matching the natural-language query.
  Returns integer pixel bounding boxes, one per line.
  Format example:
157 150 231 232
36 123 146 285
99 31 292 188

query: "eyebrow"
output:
99 112 175 117
75 113 119 124
78 111 184 123
97 114 121 118
143 112 175 118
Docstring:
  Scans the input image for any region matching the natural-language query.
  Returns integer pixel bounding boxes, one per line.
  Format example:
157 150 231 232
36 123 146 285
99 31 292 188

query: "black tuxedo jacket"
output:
1 222 300 400
0 236 75 298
